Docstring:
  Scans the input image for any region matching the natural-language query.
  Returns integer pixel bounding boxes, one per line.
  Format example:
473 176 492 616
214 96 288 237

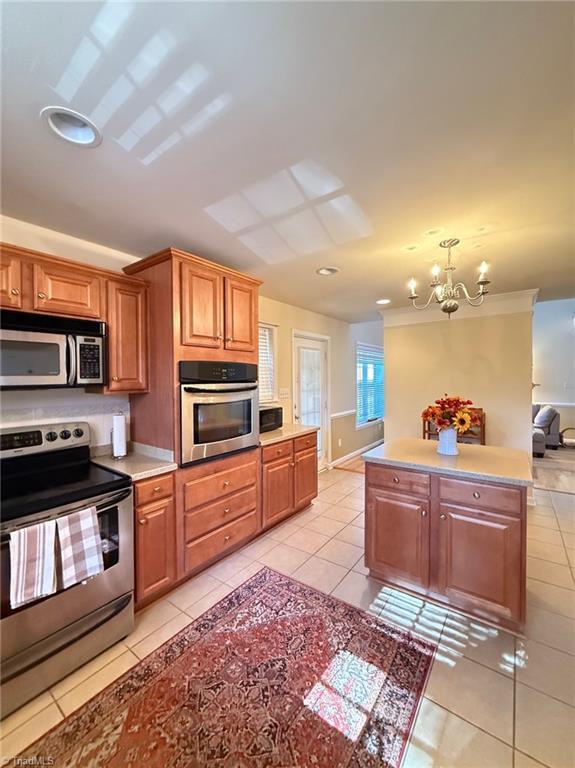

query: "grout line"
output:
514 679 575 711
421 695 514 749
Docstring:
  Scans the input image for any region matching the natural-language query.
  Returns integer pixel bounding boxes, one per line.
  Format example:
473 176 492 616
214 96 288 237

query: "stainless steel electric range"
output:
0 422 134 717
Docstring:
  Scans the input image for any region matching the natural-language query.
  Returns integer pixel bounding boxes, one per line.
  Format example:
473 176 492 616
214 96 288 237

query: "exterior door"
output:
180 263 224 348
294 447 318 509
107 280 148 392
262 456 293 525
436 503 523 622
224 277 257 353
0 255 23 309
33 262 102 318
135 498 176 603
293 334 328 469
366 488 430 589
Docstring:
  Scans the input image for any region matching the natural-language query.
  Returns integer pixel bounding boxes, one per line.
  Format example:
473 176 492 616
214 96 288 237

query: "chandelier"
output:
408 238 490 315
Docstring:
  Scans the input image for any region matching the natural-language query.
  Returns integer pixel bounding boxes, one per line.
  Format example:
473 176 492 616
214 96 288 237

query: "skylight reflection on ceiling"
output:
117 105 162 150
126 30 176 86
243 170 305 218
90 2 134 48
91 74 135 127
157 63 210 117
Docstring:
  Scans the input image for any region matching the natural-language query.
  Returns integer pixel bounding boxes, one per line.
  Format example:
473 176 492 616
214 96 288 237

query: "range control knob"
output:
59 429 71 440
73 428 84 438
45 431 58 442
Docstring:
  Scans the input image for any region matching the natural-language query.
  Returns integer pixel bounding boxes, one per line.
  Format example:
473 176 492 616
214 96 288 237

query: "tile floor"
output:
1 470 574 767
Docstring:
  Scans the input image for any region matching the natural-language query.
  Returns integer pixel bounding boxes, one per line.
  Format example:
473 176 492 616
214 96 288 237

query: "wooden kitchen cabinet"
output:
224 277 257 353
261 433 318 528
33 260 103 318
0 253 23 308
437 503 522 623
294 447 318 510
262 455 294 525
134 472 176 607
180 262 224 348
106 280 148 392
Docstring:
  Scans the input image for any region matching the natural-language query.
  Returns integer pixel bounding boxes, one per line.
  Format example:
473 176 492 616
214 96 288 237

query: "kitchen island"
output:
362 438 532 633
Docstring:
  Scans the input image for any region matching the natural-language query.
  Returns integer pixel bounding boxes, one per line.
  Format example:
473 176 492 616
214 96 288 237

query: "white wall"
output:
1 215 134 446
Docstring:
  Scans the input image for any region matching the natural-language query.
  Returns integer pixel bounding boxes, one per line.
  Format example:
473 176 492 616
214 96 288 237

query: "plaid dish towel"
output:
56 506 104 589
9 520 57 609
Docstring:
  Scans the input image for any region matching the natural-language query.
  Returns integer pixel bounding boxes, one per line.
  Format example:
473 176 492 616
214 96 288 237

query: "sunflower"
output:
454 410 472 433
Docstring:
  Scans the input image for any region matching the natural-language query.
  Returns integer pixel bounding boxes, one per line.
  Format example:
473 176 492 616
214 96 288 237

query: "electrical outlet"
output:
279 388 290 400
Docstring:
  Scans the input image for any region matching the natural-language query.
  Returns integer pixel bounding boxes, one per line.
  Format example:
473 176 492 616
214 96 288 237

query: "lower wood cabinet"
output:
262 456 294 525
365 463 526 632
134 472 176 607
366 488 429 589
261 433 318 528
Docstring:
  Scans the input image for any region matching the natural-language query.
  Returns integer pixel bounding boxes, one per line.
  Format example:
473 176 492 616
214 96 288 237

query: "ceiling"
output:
1 1 573 322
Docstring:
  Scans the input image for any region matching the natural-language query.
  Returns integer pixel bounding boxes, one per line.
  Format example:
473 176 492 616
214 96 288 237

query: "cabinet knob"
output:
393 477 400 484
473 491 480 499
112 376 119 382
153 486 161 493
276 448 282 454
37 292 46 300
226 337 233 342
10 288 19 296
224 535 231 542
224 507 231 514
421 509 427 517
223 480 230 488
290 462 295 468
138 518 147 525
440 513 446 520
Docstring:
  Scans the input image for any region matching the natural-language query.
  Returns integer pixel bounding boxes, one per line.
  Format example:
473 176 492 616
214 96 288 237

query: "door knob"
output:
10 288 19 296
440 514 446 520
37 292 46 299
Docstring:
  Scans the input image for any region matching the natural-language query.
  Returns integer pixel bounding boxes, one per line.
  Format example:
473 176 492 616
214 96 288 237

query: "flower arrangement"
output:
422 394 481 434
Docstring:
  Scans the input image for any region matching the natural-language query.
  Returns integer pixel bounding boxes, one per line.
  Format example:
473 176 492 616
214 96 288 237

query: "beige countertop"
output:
363 437 532 487
259 424 319 447
92 452 178 482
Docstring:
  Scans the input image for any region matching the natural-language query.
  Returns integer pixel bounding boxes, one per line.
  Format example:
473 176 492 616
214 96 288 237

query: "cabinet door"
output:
294 447 318 510
180 262 223 347
366 488 430 589
107 280 148 392
135 497 176 604
262 456 294 525
33 262 102 318
0 254 23 308
437 503 522 622
224 277 257 353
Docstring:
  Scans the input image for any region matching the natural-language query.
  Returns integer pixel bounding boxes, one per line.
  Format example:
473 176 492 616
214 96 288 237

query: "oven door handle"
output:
182 384 258 394
67 334 77 386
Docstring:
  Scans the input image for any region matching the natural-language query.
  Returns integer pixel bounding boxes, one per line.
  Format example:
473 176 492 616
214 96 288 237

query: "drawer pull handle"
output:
37 292 47 300
138 518 147 525
223 480 230 488
421 509 427 517
153 486 162 492
440 513 446 520
224 535 231 542
473 491 480 499
10 288 19 296
393 477 400 484
112 376 119 381
224 507 231 514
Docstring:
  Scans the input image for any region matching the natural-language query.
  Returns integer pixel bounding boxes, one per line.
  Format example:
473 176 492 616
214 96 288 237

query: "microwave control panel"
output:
77 337 104 383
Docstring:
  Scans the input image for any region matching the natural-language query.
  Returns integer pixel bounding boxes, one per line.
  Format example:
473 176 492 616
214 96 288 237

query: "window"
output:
258 323 277 403
356 342 384 426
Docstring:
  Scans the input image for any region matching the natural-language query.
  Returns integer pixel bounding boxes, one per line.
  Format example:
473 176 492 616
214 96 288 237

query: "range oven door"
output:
180 382 259 464
0 329 70 387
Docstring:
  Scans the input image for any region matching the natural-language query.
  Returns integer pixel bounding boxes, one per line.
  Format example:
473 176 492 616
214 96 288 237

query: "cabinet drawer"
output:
184 510 258 573
185 487 257 542
135 473 174 506
367 465 430 497
294 432 317 453
183 459 257 511
439 477 522 514
262 440 293 464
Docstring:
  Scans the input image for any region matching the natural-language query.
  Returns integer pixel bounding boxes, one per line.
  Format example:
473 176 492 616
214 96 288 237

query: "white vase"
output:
437 426 459 456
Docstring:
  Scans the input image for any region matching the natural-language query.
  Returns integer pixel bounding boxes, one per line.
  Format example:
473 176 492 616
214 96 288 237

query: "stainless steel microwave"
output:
0 310 105 388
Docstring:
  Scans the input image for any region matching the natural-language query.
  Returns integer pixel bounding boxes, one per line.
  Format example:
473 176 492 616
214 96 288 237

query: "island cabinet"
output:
261 432 318 528
365 457 528 633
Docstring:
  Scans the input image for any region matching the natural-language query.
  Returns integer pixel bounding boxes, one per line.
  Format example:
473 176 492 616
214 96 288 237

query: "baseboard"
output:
329 438 384 469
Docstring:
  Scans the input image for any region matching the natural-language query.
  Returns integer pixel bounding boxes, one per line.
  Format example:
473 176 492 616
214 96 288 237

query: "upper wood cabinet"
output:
224 277 257 353
366 488 430 589
33 261 103 318
107 280 148 392
0 254 23 309
180 263 223 348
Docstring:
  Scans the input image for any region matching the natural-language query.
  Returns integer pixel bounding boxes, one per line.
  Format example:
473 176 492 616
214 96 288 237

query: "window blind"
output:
356 343 384 425
258 325 275 403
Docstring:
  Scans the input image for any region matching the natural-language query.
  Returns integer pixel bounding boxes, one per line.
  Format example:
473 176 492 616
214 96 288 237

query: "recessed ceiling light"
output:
472 243 484 249
316 266 339 276
424 228 442 236
40 106 102 147
376 298 391 305
404 244 419 252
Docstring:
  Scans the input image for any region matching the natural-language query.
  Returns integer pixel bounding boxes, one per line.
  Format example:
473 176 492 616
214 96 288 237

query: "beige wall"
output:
384 312 533 455
259 296 384 461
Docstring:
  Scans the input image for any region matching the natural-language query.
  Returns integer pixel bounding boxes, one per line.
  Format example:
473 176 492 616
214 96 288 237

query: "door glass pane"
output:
194 401 252 444
1 340 61 377
299 347 322 454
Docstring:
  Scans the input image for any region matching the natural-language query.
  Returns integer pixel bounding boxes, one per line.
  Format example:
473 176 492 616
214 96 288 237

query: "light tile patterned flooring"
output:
1 471 574 767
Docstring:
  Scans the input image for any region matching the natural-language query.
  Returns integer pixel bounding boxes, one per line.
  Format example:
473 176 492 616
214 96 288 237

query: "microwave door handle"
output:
67 335 77 386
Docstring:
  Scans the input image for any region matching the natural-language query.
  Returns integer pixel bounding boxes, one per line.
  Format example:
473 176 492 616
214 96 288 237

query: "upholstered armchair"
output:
533 404 561 450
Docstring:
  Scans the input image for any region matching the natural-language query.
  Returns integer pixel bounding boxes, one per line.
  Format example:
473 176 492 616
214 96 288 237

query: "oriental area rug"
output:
21 568 435 768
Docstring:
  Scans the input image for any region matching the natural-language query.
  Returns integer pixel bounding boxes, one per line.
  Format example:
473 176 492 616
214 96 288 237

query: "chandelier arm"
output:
410 289 438 310
455 282 486 305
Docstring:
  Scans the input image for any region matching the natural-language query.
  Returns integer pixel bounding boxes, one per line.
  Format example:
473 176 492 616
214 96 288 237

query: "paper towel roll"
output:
112 413 127 459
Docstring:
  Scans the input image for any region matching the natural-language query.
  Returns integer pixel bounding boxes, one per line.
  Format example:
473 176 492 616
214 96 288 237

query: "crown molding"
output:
380 289 539 327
